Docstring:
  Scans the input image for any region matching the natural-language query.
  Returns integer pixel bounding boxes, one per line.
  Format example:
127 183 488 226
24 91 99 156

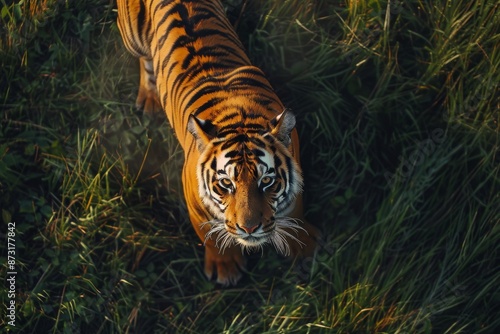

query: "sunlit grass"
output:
1 0 498 332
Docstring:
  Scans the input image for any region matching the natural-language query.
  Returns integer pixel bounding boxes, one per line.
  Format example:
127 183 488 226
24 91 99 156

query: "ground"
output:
0 0 498 333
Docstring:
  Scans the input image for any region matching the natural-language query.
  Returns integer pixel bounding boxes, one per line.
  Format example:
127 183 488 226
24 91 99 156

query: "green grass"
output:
1 0 499 333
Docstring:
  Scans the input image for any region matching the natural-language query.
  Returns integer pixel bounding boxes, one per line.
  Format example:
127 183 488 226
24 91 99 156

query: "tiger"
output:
116 0 319 285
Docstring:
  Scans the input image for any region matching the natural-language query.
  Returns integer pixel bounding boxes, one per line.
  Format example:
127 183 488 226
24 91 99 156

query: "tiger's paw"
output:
204 243 247 286
135 88 162 115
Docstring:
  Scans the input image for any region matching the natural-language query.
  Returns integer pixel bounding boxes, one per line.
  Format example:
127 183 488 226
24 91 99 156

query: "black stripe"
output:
227 77 275 93
252 97 274 106
233 165 240 180
183 84 224 111
252 149 265 157
256 158 269 169
212 185 222 196
220 135 245 150
228 67 266 78
173 61 233 106
226 225 237 232
152 0 172 15
193 97 226 116
177 60 242 104
216 127 266 137
137 1 146 42
221 122 266 131
212 196 222 205
266 135 277 145
284 157 293 194
192 96 226 116
225 150 239 158
279 168 288 195
248 136 267 147
181 45 247 71
218 112 240 123
215 106 269 122
156 3 189 47
274 155 282 168
262 220 275 232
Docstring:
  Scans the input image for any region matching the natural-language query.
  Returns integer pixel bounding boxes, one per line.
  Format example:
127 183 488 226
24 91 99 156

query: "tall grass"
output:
1 0 498 333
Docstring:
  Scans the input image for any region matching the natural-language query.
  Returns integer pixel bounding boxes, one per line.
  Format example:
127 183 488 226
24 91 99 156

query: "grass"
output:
1 0 499 333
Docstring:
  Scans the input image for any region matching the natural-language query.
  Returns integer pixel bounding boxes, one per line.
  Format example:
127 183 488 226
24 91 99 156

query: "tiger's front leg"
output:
188 209 247 286
136 57 162 114
183 168 247 286
203 240 247 286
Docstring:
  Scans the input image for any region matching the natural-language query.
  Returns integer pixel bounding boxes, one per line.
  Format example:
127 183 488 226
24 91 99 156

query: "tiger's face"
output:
188 111 305 255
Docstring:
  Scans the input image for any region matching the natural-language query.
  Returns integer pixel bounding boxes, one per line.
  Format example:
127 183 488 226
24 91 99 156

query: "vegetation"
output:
1 0 498 332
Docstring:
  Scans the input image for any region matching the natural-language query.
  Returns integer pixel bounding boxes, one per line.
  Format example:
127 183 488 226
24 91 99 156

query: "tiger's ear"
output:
188 115 217 151
270 110 296 147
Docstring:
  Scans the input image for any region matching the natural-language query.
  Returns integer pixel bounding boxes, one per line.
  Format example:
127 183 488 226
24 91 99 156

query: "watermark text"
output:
6 222 17 327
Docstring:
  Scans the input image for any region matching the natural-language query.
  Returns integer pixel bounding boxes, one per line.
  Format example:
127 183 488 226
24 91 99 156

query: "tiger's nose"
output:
237 223 261 234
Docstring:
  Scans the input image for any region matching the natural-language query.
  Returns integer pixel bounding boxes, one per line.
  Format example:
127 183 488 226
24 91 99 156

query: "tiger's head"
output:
188 110 305 255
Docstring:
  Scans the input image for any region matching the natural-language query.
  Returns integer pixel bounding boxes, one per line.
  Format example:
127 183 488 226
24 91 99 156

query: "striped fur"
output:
117 0 318 285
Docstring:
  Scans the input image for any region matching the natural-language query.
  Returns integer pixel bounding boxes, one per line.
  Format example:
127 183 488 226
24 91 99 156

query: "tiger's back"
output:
117 0 283 145
117 0 318 286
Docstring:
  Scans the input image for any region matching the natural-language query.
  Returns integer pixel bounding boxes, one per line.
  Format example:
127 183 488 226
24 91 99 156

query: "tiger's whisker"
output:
203 219 225 245
218 232 234 254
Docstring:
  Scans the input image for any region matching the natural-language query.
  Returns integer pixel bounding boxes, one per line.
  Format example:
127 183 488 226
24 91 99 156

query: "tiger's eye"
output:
261 176 274 185
219 178 232 189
